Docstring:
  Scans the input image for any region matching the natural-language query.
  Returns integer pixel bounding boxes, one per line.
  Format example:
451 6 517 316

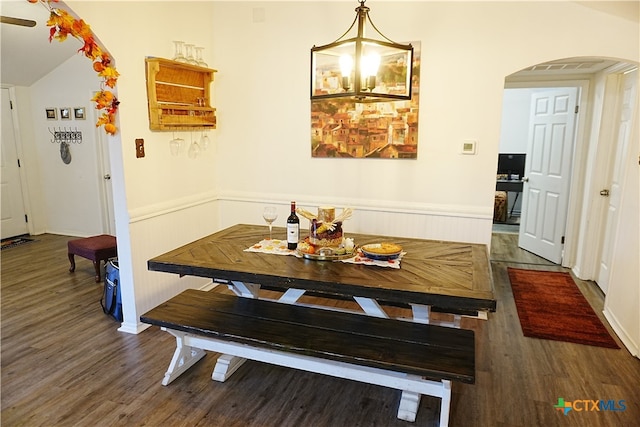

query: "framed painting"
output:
310 42 421 159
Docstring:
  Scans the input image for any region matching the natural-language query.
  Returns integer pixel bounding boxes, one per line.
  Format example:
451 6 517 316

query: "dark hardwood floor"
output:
1 233 638 426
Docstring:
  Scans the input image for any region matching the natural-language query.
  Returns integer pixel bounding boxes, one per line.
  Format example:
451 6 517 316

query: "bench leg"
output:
212 355 247 382
93 260 102 282
398 390 421 422
439 380 452 427
397 379 451 426
162 329 206 386
68 253 76 273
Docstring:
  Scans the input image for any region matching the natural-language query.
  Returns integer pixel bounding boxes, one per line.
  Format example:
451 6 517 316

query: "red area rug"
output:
507 268 619 349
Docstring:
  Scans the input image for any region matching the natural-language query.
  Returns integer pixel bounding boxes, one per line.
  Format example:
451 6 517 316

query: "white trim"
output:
603 308 639 357
118 321 151 334
128 191 219 223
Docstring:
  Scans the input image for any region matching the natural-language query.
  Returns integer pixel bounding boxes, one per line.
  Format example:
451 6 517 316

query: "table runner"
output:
244 239 404 269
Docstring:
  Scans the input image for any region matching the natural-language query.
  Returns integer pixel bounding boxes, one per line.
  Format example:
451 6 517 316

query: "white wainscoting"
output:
218 196 494 246
123 197 221 333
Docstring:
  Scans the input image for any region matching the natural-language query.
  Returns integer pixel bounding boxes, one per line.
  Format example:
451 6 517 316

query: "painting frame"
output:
73 107 86 120
46 108 57 120
60 107 71 120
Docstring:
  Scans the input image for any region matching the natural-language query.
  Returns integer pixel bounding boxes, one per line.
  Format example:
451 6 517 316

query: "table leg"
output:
353 297 389 318
229 281 261 298
279 288 306 304
411 304 463 328
410 304 431 324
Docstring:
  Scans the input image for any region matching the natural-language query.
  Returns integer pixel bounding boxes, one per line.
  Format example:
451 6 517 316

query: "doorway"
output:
496 57 638 287
1 87 29 239
494 85 582 262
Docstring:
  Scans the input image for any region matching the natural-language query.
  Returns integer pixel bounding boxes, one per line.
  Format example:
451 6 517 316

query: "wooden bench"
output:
67 234 117 282
140 289 475 425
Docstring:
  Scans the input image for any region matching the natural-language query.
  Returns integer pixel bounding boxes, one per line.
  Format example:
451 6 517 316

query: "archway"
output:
495 56 638 278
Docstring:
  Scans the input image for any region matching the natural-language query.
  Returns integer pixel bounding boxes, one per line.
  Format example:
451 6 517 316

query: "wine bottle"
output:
287 201 300 250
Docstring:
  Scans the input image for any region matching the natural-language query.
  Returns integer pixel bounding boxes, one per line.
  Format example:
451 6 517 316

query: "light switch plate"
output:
461 139 477 155
135 138 145 158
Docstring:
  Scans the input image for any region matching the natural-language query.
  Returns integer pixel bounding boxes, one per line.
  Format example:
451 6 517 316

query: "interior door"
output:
1 88 29 239
519 88 578 264
597 69 638 293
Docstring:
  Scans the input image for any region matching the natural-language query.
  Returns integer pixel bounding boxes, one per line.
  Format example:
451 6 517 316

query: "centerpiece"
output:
296 206 355 259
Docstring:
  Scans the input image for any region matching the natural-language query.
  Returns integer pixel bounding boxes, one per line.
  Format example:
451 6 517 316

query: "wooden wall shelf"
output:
145 57 217 131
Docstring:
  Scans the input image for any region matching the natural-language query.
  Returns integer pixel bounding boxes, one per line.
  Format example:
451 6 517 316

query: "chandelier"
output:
311 0 413 102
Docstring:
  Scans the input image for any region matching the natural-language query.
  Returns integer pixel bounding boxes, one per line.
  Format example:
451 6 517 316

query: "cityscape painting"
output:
311 43 421 159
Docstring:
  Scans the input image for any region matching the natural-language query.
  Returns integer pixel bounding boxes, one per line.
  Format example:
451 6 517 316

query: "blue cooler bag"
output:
101 259 123 321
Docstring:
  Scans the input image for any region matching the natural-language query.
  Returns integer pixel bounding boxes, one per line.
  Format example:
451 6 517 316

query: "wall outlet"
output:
135 138 145 158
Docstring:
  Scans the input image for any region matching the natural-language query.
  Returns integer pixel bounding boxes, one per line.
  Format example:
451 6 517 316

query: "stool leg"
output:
68 253 76 273
93 261 101 282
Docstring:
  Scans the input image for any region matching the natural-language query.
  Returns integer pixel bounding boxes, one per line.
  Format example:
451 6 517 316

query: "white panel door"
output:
519 88 578 264
597 70 638 293
0 88 28 239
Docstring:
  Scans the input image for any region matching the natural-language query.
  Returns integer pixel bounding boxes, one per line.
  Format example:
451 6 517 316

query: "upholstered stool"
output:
68 234 117 282
494 191 508 222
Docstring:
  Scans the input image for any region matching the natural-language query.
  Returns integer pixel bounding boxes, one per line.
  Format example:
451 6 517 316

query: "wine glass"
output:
185 44 198 65
195 47 208 67
200 132 210 151
173 41 187 63
263 207 278 240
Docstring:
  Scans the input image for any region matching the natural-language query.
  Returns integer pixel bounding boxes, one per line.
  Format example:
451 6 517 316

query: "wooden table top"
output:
148 224 496 312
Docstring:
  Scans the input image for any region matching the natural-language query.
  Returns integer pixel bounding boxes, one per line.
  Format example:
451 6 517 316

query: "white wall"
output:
499 89 532 154
64 1 638 334
27 54 106 236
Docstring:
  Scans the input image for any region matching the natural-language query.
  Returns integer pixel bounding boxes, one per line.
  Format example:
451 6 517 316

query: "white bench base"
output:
160 327 452 425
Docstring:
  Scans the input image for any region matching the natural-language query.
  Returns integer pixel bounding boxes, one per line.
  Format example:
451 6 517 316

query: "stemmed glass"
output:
185 44 198 65
173 41 187 63
195 47 208 67
262 207 278 240
200 132 210 151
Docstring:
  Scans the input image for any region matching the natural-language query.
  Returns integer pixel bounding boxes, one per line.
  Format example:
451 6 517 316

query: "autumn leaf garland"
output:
31 0 120 135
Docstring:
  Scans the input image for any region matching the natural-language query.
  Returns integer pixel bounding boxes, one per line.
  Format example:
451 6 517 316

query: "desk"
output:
148 224 496 317
496 180 524 217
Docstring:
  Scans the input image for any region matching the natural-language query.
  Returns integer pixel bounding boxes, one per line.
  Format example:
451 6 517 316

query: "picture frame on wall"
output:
60 107 71 120
46 108 57 120
73 107 86 120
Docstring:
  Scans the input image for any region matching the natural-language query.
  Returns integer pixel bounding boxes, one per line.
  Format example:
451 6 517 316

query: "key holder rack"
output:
49 127 83 144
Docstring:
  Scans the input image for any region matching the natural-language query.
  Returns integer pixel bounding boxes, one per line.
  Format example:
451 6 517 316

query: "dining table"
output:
147 224 496 325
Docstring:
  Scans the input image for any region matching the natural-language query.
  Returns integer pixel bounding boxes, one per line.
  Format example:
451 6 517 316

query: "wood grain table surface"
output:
148 224 496 312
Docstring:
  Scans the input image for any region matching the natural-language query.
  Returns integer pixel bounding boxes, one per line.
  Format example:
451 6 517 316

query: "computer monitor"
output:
497 153 526 179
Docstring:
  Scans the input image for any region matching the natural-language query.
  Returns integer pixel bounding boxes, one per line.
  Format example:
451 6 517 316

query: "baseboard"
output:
118 321 151 335
603 308 639 358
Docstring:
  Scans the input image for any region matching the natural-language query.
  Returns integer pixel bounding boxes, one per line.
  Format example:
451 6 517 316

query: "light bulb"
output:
339 55 353 76
362 53 380 77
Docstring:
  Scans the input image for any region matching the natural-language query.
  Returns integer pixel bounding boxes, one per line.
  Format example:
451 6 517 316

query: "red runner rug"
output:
507 268 619 348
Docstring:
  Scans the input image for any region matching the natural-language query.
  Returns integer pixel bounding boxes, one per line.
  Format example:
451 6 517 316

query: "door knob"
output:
600 189 610 196
522 177 529 182
104 174 111 180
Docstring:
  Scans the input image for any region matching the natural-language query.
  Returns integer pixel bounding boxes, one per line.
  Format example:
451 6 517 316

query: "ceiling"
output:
1 0 77 86
0 1 637 87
